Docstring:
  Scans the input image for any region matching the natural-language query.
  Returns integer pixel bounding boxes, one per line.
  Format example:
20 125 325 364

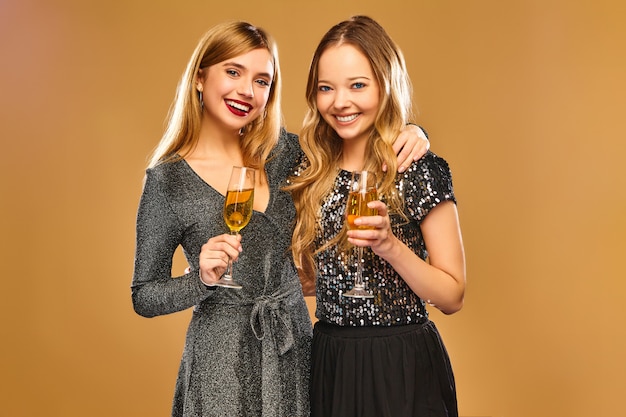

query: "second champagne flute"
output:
214 166 255 289
344 170 378 298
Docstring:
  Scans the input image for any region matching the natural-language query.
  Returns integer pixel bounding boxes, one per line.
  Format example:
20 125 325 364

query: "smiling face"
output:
197 48 274 133
316 43 380 146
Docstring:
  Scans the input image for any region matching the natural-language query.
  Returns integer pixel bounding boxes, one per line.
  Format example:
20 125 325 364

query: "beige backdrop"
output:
1 0 625 416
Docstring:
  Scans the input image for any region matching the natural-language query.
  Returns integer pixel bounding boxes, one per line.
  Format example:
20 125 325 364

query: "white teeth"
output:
336 114 358 122
226 100 250 112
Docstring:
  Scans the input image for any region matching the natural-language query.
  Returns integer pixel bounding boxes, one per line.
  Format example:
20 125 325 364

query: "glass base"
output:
343 286 374 298
212 275 242 289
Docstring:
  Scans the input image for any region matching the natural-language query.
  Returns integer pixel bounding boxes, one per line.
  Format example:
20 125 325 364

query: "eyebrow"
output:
222 61 273 79
317 76 372 83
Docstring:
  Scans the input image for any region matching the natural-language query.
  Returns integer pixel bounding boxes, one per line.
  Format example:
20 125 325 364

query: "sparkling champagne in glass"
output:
344 170 378 298
214 166 255 289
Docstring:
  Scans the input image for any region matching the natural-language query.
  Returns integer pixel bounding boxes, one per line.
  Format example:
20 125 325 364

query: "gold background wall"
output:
1 0 624 416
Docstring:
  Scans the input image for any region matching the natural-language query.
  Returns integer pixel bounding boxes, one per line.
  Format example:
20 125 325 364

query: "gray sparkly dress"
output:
131 130 312 417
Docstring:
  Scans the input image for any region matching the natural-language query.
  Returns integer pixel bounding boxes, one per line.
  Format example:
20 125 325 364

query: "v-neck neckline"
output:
179 159 270 215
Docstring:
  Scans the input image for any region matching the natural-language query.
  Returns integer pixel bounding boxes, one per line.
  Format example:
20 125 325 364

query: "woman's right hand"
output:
198 233 242 285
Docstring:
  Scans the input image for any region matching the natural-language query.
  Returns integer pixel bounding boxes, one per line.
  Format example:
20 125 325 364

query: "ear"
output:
195 69 205 92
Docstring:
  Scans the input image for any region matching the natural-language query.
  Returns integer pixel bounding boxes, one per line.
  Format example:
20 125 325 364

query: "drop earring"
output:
197 85 203 108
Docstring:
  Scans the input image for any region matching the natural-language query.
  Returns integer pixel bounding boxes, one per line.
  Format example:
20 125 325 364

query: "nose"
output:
237 78 254 98
332 88 350 109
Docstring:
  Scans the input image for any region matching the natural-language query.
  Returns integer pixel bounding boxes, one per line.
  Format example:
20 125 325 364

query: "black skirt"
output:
310 320 458 417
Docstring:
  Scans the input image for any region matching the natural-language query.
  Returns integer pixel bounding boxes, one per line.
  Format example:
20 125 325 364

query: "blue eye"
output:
353 82 365 89
318 85 331 92
256 79 271 87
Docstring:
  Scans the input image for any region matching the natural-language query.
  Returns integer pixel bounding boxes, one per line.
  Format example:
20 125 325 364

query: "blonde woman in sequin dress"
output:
131 20 430 417
288 16 466 417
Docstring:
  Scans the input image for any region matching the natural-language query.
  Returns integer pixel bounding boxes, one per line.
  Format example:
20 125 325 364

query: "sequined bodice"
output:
314 151 456 326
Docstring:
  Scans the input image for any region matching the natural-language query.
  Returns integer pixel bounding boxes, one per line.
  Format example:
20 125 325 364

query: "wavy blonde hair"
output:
288 15 413 280
148 21 282 175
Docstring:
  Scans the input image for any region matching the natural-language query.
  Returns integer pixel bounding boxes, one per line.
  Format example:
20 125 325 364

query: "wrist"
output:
373 234 401 261
198 269 217 287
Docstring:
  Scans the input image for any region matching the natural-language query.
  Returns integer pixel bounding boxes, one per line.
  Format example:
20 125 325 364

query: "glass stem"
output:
223 258 233 280
223 231 238 280
354 246 365 289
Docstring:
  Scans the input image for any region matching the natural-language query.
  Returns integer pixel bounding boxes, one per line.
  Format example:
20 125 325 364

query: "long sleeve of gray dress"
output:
131 165 213 318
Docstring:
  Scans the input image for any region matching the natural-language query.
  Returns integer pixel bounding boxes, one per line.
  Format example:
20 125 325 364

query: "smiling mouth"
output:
335 114 359 122
226 100 251 114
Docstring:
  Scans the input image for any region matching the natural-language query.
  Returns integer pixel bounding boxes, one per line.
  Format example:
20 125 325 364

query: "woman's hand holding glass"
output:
198 233 242 286
347 200 396 257
198 166 255 289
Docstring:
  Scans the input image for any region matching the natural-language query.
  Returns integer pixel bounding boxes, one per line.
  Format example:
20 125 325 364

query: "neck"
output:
339 139 367 172
186 122 243 165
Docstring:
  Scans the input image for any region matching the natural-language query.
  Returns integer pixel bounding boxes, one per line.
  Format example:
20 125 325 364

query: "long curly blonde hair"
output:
287 16 414 282
148 21 282 175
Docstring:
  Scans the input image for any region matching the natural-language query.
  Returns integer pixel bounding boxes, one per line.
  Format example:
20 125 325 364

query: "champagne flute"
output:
343 170 378 298
214 166 255 289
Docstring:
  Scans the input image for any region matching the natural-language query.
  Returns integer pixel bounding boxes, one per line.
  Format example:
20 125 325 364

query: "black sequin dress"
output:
310 151 459 417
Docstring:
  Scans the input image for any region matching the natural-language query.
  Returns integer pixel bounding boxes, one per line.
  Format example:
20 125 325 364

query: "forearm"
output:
375 237 465 314
131 171 212 317
131 270 210 317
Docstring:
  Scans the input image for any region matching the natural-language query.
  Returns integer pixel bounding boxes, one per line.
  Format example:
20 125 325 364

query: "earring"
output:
197 86 203 108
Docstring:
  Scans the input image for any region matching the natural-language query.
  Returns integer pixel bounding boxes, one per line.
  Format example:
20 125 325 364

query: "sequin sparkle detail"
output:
314 151 456 327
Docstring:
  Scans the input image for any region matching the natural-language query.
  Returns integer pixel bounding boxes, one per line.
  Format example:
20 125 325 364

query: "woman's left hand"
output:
346 200 397 258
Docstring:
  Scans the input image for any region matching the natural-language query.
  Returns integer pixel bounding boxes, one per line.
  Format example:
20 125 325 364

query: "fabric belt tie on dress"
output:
249 282 298 356
198 278 302 415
